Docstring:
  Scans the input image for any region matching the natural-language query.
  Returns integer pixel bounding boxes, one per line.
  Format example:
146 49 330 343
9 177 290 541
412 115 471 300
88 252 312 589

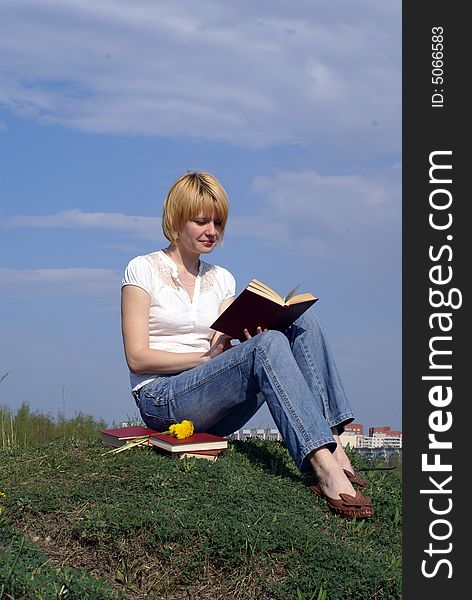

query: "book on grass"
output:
99 425 157 448
179 449 221 462
210 279 318 341
148 431 228 453
150 446 222 461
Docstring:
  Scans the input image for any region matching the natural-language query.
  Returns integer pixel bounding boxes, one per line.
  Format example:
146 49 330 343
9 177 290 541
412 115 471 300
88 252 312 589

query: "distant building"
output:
230 428 283 442
355 447 402 461
345 423 364 435
339 433 364 449
231 423 402 451
341 424 402 450
369 426 402 437
373 433 402 448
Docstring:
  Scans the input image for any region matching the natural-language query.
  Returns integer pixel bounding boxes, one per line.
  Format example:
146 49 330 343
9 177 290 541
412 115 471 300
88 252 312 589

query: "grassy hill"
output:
0 434 401 599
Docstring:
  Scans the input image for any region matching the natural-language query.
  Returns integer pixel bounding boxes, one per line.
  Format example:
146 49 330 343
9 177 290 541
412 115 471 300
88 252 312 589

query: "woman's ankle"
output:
332 434 354 471
308 447 356 498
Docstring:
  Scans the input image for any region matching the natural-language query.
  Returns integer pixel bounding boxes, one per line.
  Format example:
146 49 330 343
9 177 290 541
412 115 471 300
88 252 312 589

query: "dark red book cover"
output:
100 425 158 448
182 449 221 456
100 426 158 440
211 288 317 340
148 431 228 452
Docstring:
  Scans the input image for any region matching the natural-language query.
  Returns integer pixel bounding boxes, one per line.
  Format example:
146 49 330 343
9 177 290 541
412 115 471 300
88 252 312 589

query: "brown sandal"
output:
309 481 374 519
343 469 369 489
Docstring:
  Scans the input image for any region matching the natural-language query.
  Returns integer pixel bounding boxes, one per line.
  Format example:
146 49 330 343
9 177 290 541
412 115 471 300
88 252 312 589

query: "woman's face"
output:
176 213 223 256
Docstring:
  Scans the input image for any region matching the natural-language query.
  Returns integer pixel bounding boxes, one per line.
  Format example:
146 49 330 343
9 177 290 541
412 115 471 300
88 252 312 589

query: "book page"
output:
287 292 318 305
283 285 300 303
247 279 283 304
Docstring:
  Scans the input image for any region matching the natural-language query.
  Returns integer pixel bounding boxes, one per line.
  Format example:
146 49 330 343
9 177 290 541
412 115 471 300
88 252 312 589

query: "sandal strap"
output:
343 469 369 489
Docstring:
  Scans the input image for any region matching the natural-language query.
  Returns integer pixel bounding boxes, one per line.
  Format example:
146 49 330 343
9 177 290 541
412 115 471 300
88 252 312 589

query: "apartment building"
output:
341 425 402 449
230 423 402 451
230 428 283 442
344 423 364 435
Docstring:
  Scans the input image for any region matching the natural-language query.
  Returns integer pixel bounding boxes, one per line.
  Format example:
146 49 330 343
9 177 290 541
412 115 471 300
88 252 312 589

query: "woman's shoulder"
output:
123 251 167 286
125 251 169 271
123 250 177 290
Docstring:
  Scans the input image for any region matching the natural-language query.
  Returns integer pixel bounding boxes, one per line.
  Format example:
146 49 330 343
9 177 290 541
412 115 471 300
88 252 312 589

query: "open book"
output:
210 279 318 341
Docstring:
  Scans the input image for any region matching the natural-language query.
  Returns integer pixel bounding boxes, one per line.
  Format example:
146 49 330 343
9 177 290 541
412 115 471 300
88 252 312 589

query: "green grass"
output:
0 432 401 600
0 525 122 600
0 402 107 450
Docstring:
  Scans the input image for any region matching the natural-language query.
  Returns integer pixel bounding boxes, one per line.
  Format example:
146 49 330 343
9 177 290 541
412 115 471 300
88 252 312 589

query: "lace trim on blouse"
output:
147 251 216 293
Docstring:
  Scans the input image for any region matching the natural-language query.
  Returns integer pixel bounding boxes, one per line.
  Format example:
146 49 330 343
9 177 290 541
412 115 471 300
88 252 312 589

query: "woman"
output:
121 171 374 518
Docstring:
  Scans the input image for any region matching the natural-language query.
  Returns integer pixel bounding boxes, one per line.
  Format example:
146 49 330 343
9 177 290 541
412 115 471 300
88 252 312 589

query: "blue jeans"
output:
134 308 354 472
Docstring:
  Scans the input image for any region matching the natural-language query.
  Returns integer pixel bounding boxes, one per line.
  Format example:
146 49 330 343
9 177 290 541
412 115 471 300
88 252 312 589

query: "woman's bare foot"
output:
308 447 356 499
332 432 355 473
330 430 369 489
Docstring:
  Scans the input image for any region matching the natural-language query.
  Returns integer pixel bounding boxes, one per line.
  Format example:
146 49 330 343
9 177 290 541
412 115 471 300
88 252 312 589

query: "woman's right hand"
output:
201 334 232 362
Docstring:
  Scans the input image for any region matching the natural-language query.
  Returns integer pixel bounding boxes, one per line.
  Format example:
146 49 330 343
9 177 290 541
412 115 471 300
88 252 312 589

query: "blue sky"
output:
0 0 401 431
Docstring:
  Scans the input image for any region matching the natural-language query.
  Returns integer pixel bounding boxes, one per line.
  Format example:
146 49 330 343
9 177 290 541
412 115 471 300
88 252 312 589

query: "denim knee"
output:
254 329 291 354
292 306 321 332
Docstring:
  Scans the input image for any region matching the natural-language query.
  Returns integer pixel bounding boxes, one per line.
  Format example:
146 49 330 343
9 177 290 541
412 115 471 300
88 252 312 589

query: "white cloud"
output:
0 266 120 297
229 166 401 261
2 164 400 262
3 209 162 240
0 0 400 154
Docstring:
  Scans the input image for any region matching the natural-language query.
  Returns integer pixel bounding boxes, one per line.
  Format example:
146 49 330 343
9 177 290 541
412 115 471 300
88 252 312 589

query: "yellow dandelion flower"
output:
0 491 6 498
168 420 194 439
0 507 3 516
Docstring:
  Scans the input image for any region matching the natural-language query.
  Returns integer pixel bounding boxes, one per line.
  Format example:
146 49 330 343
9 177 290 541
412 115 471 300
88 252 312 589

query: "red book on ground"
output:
160 448 222 462
148 431 228 453
99 426 158 447
181 449 221 457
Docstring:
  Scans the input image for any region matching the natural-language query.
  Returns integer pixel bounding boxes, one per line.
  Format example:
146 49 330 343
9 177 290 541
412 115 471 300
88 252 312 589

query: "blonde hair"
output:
162 171 230 244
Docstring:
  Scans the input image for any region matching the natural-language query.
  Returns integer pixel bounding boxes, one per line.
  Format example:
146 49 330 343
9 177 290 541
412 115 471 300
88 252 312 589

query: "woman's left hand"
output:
243 326 267 340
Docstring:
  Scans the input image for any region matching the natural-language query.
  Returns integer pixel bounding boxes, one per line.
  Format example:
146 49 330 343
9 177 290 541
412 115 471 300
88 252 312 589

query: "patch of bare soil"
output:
13 511 278 600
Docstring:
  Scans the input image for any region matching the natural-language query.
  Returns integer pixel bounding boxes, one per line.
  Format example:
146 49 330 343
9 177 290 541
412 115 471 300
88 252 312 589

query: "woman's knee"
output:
293 306 322 333
255 329 291 352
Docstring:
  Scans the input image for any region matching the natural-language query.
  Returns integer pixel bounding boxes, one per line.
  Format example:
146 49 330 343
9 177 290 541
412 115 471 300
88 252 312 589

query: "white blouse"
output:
122 250 236 390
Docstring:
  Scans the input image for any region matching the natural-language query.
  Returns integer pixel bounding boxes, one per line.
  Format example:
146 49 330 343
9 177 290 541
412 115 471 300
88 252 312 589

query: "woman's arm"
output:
121 285 208 375
210 296 234 346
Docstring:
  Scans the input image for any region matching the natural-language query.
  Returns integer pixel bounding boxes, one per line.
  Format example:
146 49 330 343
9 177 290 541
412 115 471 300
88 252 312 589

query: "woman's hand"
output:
243 326 267 340
201 334 232 361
